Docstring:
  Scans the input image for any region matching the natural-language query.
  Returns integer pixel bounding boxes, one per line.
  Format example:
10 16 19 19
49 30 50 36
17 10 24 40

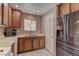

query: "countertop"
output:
16 34 45 37
0 37 17 48
0 36 17 56
0 47 11 56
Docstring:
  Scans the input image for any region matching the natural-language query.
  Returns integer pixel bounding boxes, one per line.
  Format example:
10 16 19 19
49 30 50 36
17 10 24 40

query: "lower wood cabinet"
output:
17 36 45 54
33 37 40 49
18 37 24 53
39 37 45 48
24 37 32 51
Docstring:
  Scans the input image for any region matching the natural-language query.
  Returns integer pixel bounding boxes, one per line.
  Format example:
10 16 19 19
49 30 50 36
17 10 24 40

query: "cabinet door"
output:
24 37 32 51
18 38 24 53
39 37 45 48
12 10 21 28
3 3 9 26
8 6 12 27
71 3 79 12
33 37 40 49
60 3 70 16
0 4 2 25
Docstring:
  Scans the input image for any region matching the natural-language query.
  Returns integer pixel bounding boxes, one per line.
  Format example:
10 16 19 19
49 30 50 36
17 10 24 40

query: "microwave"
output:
4 29 17 37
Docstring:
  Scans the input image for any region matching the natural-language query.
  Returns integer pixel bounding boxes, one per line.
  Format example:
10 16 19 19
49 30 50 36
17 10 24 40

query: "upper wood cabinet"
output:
59 3 70 16
0 4 2 25
3 3 9 26
12 10 21 28
59 3 79 16
8 5 12 27
2 3 21 28
71 3 79 12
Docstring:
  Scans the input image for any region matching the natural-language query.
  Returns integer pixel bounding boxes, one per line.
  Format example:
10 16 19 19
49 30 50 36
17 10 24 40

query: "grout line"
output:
45 48 54 56
57 47 72 56
57 41 79 51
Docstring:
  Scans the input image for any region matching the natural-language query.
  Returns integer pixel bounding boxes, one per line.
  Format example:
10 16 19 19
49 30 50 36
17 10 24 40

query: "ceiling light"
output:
37 10 40 13
76 20 79 23
15 5 18 7
30 12 32 14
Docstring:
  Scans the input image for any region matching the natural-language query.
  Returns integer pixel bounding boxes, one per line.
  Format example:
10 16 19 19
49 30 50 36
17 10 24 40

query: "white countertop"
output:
0 36 17 56
0 37 17 48
0 47 11 56
0 34 44 47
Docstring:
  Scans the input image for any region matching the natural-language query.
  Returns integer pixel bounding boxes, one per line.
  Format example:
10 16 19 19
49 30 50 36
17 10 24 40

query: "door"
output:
44 14 54 54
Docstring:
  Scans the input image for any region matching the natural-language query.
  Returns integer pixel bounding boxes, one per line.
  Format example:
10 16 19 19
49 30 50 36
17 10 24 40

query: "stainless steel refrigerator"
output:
58 11 79 45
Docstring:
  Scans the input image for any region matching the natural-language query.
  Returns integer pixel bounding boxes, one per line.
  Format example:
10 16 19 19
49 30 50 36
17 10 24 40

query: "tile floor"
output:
18 49 52 56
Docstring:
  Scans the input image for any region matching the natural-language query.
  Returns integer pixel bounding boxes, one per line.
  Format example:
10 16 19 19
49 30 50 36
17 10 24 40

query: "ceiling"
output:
11 3 58 15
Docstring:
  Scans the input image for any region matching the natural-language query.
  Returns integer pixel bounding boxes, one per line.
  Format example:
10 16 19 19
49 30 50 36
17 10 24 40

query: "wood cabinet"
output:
2 3 21 28
3 3 9 26
33 37 40 49
17 36 45 54
18 37 32 53
12 10 21 28
24 37 32 51
8 5 12 27
59 3 79 16
0 3 2 25
71 3 79 12
59 3 70 16
39 37 45 48
18 37 24 53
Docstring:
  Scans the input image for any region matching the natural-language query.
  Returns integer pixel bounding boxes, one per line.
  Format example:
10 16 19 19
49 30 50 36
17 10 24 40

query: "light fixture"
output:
76 20 79 23
30 12 32 14
37 9 40 13
15 5 18 8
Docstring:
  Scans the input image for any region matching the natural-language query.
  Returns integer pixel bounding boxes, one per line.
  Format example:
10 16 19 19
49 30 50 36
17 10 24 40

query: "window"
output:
24 19 36 31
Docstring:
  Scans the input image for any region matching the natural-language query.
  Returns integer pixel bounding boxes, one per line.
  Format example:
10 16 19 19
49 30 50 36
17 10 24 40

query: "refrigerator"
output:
57 11 79 45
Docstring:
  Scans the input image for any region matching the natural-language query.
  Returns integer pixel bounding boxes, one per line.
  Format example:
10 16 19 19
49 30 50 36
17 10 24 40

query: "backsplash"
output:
17 13 44 36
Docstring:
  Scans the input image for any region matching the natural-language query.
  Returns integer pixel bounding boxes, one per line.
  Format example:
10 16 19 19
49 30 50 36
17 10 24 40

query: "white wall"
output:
42 6 57 56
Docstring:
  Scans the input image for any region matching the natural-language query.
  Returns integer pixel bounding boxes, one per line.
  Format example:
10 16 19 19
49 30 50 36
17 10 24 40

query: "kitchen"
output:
0 3 57 56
